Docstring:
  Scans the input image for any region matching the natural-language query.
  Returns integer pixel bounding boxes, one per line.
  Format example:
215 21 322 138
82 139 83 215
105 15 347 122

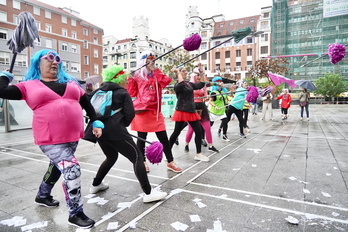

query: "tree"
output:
314 73 348 103
247 58 289 88
162 49 195 83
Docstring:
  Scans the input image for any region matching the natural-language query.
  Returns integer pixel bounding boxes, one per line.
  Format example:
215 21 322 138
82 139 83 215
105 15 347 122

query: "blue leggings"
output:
38 142 82 216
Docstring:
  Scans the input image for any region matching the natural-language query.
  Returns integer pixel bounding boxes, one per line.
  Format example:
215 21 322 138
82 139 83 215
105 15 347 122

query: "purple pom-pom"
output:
183 34 202 51
145 141 163 164
246 86 259 103
328 43 346 64
260 86 273 97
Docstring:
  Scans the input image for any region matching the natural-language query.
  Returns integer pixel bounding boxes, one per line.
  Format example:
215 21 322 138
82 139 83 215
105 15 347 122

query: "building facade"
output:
102 16 173 73
271 0 348 81
0 0 103 82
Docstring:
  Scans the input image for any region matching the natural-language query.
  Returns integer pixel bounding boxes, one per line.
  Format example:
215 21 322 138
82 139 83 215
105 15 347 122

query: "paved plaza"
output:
0 104 347 232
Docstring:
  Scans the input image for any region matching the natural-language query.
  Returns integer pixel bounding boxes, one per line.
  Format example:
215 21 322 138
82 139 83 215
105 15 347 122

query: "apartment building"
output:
185 5 272 81
0 0 103 82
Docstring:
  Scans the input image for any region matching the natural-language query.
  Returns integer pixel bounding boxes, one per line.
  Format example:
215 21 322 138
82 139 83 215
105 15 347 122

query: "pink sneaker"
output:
167 162 182 173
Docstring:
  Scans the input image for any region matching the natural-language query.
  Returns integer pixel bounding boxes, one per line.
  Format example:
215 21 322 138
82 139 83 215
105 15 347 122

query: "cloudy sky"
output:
40 0 272 45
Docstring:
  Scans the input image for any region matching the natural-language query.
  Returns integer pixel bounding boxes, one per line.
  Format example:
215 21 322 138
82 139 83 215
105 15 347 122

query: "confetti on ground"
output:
303 189 310 194
170 221 189 231
207 219 226 232
107 222 119 230
21 221 48 231
190 215 201 222
326 173 332 176
196 202 207 208
0 216 26 227
285 216 299 225
117 202 132 208
252 164 257 167
322 192 331 198
332 212 340 217
289 176 297 181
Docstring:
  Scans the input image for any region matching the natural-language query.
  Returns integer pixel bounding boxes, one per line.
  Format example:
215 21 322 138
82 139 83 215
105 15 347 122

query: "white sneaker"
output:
89 182 109 194
194 153 209 162
300 117 303 121
307 118 309 121
143 188 168 203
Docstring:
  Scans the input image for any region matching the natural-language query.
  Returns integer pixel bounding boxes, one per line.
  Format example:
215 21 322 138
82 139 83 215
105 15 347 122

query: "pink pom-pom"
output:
145 141 163 164
183 34 202 51
246 86 259 102
260 86 273 97
328 43 346 64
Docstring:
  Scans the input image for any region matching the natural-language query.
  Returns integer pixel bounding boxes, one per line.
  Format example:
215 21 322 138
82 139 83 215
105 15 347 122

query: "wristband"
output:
92 120 104 129
0 71 14 82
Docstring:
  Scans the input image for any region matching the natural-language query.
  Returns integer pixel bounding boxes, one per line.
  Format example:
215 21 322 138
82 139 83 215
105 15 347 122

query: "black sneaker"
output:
68 211 95 229
35 195 59 207
184 145 189 152
222 135 230 142
202 139 208 147
208 146 219 153
174 138 179 145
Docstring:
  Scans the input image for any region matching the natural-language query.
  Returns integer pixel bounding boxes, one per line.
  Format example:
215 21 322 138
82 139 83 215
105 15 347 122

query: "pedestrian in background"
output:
260 88 274 121
277 89 292 120
85 65 167 203
0 49 102 229
299 87 310 121
127 51 182 173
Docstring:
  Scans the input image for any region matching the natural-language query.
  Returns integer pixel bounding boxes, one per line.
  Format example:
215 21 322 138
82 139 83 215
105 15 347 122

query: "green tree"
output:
314 73 348 103
162 49 195 83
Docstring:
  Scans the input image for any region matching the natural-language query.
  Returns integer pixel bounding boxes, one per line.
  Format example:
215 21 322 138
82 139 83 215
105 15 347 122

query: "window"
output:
201 42 207 49
93 29 98 34
35 21 40 30
239 20 244 24
201 53 207 60
14 15 19 25
94 64 99 74
0 51 10 65
263 12 269 18
226 63 230 71
94 49 98 58
33 6 40 15
0 29 7 39
45 10 51 19
250 18 255 22
94 37 98 44
130 61 136 68
247 37 253 43
84 72 89 79
71 19 76 26
261 33 269 42
261 46 268 54
130 52 136 59
45 24 52 33
0 12 6 22
102 56 108 63
247 48 252 56
83 40 88 49
219 23 224 27
236 50 241 57
61 15 67 24
216 64 220 71
71 31 77 39
0 0 6 5
70 62 79 72
215 52 220 59
13 0 20 10
71 45 77 53
62 28 68 37
214 41 221 46
46 39 52 48
201 31 207 37
61 43 68 51
229 21 234 25
83 28 88 36
123 44 127 49
225 51 230 58
84 56 88 65
16 54 27 67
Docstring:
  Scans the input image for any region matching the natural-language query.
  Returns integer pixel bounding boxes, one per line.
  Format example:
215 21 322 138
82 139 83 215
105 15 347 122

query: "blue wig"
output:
24 49 79 84
211 76 228 92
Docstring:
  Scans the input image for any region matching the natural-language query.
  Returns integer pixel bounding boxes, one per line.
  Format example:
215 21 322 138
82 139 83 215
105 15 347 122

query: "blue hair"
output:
24 49 79 85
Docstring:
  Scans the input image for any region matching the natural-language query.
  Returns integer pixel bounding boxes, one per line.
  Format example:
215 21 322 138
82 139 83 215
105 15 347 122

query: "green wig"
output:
102 65 128 84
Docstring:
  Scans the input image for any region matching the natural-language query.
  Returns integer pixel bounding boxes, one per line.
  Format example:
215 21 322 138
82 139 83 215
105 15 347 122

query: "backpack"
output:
90 90 121 118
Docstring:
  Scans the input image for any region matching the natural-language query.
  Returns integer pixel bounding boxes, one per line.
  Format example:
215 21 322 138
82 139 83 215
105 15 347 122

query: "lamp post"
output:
250 30 264 86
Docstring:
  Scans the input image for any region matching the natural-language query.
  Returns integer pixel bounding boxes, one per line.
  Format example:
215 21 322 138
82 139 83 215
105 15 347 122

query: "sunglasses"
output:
41 52 62 64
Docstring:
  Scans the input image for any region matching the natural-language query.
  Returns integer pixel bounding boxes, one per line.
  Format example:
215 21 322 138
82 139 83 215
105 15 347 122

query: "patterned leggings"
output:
38 141 82 216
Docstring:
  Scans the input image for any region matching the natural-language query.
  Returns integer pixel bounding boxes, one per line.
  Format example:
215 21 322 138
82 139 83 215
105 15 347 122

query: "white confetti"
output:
190 215 201 222
326 173 332 176
252 164 257 167
21 221 48 231
219 194 228 198
107 222 119 230
1 216 26 227
232 168 241 171
129 221 137 229
196 201 207 208
84 194 96 199
303 189 310 194
305 213 318 220
170 221 189 231
117 202 132 208
322 192 331 198
289 176 297 181
285 216 299 225
332 212 340 217
192 198 202 203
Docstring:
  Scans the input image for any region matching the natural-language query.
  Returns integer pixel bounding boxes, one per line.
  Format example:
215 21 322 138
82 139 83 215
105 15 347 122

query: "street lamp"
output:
250 30 264 86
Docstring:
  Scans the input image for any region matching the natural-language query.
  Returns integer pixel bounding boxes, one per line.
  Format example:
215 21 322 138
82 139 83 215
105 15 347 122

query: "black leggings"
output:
169 121 202 153
137 131 173 163
96 139 151 194
225 105 244 134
